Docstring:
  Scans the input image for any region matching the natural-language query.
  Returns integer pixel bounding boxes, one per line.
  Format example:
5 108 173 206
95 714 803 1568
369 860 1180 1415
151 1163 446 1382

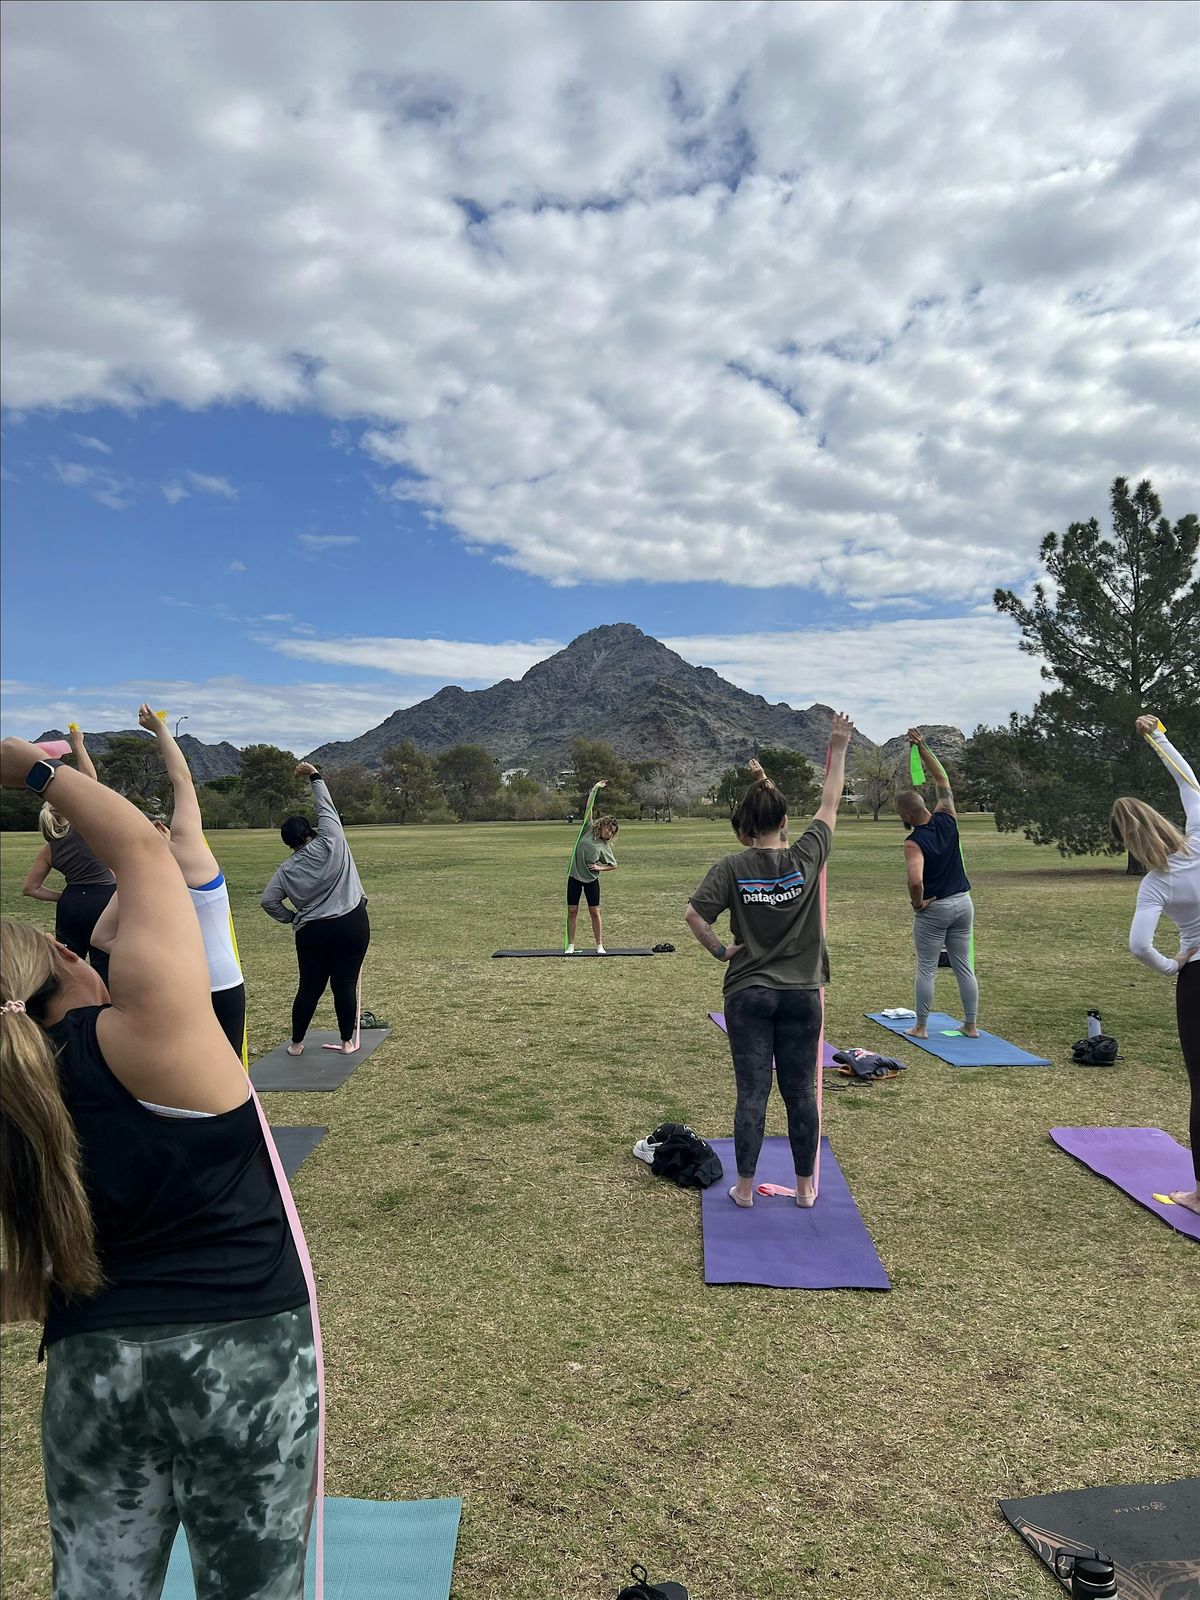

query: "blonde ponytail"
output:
38 805 70 843
0 920 102 1321
1110 797 1190 875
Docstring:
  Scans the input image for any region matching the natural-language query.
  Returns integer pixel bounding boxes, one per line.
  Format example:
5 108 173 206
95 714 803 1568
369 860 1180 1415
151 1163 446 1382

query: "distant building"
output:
502 768 529 784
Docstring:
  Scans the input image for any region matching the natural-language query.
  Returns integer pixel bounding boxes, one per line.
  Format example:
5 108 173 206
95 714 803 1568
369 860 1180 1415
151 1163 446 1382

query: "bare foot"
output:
287 1042 304 1056
1169 1188 1200 1215
963 1024 980 1038
795 1178 816 1209
904 1025 928 1039
340 1041 359 1055
729 1184 754 1208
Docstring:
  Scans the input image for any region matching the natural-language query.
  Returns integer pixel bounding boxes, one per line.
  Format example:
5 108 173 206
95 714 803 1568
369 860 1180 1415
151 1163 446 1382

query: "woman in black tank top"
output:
1 735 317 1600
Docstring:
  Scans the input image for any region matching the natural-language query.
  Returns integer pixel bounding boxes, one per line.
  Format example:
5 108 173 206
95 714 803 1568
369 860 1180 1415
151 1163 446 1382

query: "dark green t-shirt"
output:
689 820 832 996
569 827 617 884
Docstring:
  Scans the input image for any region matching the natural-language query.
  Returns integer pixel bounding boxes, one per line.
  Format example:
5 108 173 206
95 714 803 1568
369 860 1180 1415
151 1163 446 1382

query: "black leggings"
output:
292 902 370 1044
1178 959 1200 1181
56 883 114 987
723 985 823 1180
211 982 247 1056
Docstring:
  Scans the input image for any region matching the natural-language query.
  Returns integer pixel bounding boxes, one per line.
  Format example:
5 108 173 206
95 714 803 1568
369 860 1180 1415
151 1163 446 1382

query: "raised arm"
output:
296 763 344 840
67 724 98 782
909 729 954 815
22 845 60 903
1137 715 1200 834
1 738 242 1109
814 712 854 831
139 705 219 884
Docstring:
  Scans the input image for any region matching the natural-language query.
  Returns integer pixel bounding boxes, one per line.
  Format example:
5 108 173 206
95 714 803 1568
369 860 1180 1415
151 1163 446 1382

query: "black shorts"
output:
567 875 600 908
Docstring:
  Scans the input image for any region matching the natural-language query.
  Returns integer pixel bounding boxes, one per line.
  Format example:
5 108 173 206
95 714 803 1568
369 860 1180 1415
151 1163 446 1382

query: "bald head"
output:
894 788 931 828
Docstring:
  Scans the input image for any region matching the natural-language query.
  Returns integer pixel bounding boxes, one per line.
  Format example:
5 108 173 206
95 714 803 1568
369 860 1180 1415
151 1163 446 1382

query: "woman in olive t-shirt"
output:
686 716 854 1207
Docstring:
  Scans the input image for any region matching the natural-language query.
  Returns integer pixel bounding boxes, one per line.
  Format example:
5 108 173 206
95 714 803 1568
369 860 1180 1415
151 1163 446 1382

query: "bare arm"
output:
1 738 244 1112
139 705 219 884
910 730 955 815
685 903 742 961
814 713 854 831
67 725 98 783
904 840 931 910
22 845 60 903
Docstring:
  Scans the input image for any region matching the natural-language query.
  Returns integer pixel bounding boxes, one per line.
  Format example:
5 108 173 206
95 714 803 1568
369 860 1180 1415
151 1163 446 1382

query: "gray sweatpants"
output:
913 891 978 1026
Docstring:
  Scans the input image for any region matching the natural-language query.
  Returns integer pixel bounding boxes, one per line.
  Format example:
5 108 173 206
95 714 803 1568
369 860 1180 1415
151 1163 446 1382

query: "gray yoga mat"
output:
492 947 656 958
250 1028 391 1092
269 1125 328 1180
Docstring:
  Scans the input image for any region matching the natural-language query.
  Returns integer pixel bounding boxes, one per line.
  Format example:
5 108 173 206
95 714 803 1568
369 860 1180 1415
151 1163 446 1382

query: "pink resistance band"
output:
249 1092 326 1594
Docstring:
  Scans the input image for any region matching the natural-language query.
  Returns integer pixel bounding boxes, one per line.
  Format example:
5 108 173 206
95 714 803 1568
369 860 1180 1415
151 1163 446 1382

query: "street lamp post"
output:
175 715 189 738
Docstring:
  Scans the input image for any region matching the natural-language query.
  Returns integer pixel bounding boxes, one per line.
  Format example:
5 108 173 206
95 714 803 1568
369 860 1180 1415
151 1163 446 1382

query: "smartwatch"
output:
25 758 61 795
713 943 727 961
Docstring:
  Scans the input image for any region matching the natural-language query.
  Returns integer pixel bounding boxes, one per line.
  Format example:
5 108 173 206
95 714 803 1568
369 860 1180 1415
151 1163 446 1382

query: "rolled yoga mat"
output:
866 1010 1051 1067
162 1495 462 1600
270 1125 328 1181
999 1477 1199 1594
700 1136 890 1290
492 947 657 957
708 1011 840 1070
251 1029 391 1093
1051 1126 1200 1242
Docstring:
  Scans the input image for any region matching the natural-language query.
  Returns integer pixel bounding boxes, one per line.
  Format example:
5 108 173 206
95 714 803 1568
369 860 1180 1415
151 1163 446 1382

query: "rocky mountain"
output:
307 623 881 783
36 728 242 783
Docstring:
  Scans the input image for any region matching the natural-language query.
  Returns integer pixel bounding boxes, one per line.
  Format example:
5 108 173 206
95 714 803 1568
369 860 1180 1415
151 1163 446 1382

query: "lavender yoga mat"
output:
701 1136 890 1290
708 1011 839 1070
1051 1126 1200 1242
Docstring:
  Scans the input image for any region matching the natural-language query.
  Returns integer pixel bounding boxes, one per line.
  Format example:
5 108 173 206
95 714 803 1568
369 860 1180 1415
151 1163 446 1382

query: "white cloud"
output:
52 458 131 510
162 481 189 504
186 470 237 498
266 633 563 683
3 3 1197 599
296 533 359 553
71 432 112 454
0 675 417 755
229 558 246 572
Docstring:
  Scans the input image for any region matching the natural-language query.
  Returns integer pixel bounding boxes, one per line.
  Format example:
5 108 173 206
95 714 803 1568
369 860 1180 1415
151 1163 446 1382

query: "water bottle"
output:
1087 1010 1102 1040
1053 1548 1118 1598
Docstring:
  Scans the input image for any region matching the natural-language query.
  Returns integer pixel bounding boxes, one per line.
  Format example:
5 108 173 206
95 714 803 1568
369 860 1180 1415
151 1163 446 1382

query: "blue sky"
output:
2 1 1196 752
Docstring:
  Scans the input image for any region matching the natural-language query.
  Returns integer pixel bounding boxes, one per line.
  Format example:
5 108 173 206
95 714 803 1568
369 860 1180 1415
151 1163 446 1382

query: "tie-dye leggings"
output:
42 1304 318 1600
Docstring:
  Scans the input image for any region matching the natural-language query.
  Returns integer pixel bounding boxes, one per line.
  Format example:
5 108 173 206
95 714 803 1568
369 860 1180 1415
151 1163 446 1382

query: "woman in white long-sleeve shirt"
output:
1111 715 1200 1214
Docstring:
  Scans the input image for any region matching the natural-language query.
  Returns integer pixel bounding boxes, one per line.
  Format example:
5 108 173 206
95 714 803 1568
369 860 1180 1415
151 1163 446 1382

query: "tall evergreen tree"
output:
979 477 1198 867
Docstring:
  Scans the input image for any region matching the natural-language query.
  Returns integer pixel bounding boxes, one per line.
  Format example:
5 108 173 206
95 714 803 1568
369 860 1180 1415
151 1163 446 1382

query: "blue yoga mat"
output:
866 1011 1051 1067
161 1495 461 1599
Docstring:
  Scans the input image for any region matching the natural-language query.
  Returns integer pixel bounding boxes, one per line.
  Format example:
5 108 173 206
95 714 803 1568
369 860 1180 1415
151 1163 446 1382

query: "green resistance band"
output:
564 781 604 951
910 743 974 971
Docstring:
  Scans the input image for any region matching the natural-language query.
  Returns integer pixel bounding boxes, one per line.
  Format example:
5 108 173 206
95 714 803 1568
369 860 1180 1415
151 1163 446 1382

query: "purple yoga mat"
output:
1051 1127 1200 1242
700 1136 890 1290
708 1011 839 1070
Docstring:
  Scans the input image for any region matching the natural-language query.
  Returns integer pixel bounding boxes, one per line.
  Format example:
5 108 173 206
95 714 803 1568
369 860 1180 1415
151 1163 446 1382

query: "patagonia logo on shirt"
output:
737 869 805 907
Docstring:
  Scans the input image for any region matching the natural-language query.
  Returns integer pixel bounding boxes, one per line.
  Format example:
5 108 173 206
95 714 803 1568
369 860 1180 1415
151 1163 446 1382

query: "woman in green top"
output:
686 714 853 1207
566 811 619 954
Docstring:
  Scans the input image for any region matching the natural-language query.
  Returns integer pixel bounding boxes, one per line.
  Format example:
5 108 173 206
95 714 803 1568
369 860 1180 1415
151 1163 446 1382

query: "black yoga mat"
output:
250 1028 391 1092
492 948 657 958
269 1125 328 1181
999 1477 1200 1595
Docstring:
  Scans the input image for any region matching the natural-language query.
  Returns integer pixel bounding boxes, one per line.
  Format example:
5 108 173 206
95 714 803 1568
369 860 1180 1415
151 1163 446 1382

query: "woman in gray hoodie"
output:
261 762 369 1056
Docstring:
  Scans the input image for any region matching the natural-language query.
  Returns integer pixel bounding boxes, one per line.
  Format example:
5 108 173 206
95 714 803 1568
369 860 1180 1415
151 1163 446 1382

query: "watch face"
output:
26 760 58 794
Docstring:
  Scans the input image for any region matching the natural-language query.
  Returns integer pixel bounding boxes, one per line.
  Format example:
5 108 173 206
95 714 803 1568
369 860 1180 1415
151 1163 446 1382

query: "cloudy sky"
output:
2 0 1196 751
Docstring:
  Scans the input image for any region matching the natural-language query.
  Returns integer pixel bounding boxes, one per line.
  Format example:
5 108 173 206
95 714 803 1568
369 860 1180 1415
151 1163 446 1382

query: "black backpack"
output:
646 1123 723 1190
1072 1033 1119 1066
617 1565 689 1600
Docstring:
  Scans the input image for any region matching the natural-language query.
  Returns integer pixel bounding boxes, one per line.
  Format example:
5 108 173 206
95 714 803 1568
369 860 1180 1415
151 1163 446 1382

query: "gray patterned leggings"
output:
724 985 823 1179
42 1305 318 1600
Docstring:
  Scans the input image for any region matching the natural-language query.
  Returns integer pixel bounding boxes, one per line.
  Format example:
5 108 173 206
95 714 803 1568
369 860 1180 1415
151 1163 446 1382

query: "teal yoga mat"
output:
161 1495 461 1599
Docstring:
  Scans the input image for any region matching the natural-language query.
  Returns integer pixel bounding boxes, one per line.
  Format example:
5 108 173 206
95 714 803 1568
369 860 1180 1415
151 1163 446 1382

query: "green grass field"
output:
1 817 1195 1599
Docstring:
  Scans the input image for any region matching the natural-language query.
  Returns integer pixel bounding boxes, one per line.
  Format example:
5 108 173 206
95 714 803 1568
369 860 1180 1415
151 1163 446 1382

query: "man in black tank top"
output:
894 732 980 1039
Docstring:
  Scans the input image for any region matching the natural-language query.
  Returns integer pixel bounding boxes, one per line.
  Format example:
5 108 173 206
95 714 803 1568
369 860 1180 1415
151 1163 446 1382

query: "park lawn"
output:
0 816 1194 1599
